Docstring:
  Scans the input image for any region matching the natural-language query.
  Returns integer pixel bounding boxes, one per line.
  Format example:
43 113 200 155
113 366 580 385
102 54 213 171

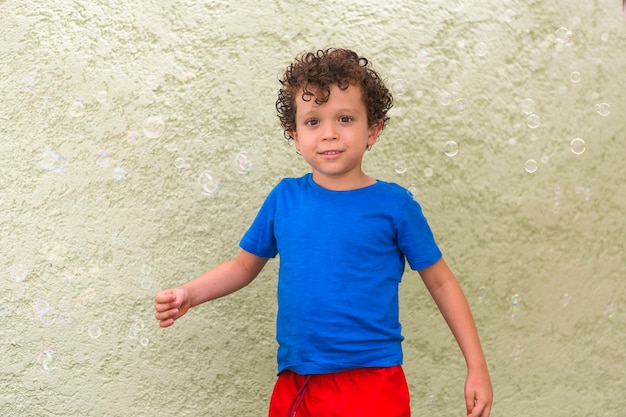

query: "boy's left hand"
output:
464 370 493 417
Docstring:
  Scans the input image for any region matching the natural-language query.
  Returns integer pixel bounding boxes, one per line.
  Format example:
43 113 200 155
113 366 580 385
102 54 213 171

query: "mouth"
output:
319 150 343 155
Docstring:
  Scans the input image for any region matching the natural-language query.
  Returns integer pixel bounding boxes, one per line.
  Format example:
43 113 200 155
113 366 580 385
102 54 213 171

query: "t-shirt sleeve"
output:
397 197 442 270
239 185 279 259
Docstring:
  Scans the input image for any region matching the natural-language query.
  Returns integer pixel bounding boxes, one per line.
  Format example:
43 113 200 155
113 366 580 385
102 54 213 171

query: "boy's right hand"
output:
154 287 190 328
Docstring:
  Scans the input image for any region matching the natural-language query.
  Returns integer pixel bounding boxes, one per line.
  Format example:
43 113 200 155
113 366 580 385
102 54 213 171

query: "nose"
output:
322 122 338 141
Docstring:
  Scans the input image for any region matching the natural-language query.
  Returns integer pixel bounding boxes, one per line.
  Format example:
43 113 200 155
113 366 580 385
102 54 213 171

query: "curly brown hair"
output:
276 48 393 141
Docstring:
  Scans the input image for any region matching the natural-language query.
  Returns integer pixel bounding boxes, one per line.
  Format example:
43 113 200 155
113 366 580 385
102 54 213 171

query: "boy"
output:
155 48 492 417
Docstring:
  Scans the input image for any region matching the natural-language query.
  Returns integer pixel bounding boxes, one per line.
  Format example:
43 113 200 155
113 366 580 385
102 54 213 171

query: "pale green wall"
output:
1 0 625 416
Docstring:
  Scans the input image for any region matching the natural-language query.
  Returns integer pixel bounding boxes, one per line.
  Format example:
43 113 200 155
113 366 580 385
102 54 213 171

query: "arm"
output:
154 250 269 328
418 258 493 417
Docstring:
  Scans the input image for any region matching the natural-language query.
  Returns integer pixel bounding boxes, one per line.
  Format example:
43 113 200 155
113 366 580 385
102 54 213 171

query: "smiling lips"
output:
320 150 343 156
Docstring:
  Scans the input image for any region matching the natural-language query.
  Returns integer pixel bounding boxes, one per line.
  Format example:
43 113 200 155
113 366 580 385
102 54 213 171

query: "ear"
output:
289 131 300 150
367 119 384 148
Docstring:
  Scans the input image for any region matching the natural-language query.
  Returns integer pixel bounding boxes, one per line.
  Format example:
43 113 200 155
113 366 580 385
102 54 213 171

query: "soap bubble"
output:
570 71 581 83
449 82 462 95
39 150 67 173
112 166 126 182
37 349 56 372
394 161 407 174
524 159 538 173
455 99 466 112
440 92 451 106
126 131 140 145
444 141 459 157
605 303 616 318
423 167 433 178
512 344 523 360
521 98 536 115
555 27 572 44
570 138 585 155
425 395 437 409
22 76 35 92
9 263 29 282
474 42 488 57
69 98 85 117
526 114 540 129
391 79 408 95
174 157 190 170
234 151 253 174
96 150 112 166
510 293 522 317
142 116 165 139
96 90 108 104
595 102 610 117
417 50 431 67
140 337 150 347
560 293 571 307
88 323 102 339
198 170 221 196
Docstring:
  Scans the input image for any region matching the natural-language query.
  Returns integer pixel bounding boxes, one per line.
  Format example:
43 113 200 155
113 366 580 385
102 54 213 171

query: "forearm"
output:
183 251 267 307
428 278 487 371
420 259 488 372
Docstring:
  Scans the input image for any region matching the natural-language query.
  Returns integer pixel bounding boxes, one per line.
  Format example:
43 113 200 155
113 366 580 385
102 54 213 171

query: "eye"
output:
305 118 319 127
339 116 353 123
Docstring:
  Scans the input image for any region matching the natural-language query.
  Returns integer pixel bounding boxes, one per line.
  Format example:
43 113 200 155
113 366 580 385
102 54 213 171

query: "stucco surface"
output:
1 0 625 416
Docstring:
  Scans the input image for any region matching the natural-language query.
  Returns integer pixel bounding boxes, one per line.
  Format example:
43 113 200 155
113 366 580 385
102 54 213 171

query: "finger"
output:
155 308 179 321
158 318 175 328
154 290 176 304
467 399 487 417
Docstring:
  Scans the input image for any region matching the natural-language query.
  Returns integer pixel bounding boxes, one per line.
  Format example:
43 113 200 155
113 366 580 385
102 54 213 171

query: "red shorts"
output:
268 366 411 417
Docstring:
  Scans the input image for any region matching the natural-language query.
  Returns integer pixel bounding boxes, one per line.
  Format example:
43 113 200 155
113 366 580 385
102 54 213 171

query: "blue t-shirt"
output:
240 173 442 375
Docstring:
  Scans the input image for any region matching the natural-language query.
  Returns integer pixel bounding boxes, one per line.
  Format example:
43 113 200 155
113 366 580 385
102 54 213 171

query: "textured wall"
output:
1 0 625 416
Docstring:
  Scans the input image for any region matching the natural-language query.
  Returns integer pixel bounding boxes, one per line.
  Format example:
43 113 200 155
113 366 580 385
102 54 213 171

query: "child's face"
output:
289 84 383 190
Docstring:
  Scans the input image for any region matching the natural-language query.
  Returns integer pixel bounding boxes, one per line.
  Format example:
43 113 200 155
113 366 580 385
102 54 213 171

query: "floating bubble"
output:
111 230 125 246
198 170 221 196
96 150 112 166
510 293 522 317
9 263 29 282
444 141 459 157
570 71 581 83
526 114 540 129
477 286 487 303
88 324 102 339
33 300 56 325
449 82 462 95
69 99 85 117
503 9 515 23
96 90 108 104
407 184 417 198
235 151 253 174
595 102 610 117
570 138 585 155
540 154 550 164
555 27 572 44
605 303 616 318
140 276 154 290
175 157 190 169
394 161 407 174
512 344 523 360
126 130 140 145
425 395 437 409
455 99 466 112
112 166 126 182
440 92 451 106
142 116 165 139
37 349 56 372
521 98 536 115
417 50 431 67
391 79 408 95
22 76 35 92
474 42 488 57
140 337 150 347
524 159 538 173
39 150 67 173
423 167 433 178
560 293 571 307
